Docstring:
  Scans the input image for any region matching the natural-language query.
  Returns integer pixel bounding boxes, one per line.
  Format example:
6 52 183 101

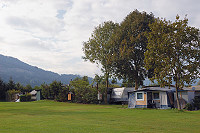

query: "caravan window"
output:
153 92 159 100
136 92 144 101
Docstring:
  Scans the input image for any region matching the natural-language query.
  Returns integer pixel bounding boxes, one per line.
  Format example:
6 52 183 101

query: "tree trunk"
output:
104 74 109 104
175 82 181 110
135 79 138 90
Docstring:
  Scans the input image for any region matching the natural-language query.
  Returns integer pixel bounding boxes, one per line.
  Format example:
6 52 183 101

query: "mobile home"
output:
128 86 194 109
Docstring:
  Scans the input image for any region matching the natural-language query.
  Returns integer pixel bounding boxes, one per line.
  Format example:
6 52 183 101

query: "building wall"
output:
136 93 147 106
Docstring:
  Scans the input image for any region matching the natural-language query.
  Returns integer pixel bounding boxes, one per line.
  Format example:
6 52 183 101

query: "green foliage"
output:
19 95 26 102
6 77 16 91
56 86 68 102
83 21 119 103
0 78 6 100
111 10 155 90
145 16 200 87
145 15 200 110
7 89 20 101
70 77 98 104
83 21 118 69
49 81 62 99
15 82 24 92
33 85 41 90
41 83 50 99
22 84 33 93
20 93 31 102
121 79 135 87
41 81 68 101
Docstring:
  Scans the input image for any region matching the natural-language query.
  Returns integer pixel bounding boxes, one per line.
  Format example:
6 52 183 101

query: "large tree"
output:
83 21 118 104
145 16 200 110
111 10 155 90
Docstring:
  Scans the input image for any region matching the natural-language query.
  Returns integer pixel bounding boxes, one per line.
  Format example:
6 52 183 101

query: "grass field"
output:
0 100 199 133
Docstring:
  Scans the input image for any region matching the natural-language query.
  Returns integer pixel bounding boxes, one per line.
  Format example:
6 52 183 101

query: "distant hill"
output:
0 54 93 87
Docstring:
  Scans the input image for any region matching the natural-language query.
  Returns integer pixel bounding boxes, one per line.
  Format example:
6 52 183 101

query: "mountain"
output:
0 54 93 87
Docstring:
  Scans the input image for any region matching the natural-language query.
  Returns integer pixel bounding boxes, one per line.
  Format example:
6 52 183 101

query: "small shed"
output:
30 90 41 101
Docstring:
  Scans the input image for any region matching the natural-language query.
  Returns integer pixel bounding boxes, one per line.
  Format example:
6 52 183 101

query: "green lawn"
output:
0 100 199 133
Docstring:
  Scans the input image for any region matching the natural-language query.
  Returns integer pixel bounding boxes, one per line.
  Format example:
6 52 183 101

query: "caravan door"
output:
128 93 136 108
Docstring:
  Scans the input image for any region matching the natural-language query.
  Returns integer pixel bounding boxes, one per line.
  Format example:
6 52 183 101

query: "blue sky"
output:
0 0 199 77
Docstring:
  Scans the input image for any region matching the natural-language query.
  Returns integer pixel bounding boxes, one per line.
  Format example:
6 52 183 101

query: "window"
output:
136 92 144 101
153 92 159 100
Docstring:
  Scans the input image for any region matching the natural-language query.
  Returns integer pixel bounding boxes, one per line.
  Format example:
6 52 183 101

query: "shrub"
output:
26 93 31 101
20 93 32 102
20 95 26 102
184 103 193 111
56 87 68 102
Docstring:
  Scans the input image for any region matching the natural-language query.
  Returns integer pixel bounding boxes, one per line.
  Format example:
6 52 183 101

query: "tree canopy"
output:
83 21 118 103
111 10 155 90
145 15 200 109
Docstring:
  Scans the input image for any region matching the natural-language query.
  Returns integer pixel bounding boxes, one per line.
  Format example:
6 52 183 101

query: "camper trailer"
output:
110 87 135 104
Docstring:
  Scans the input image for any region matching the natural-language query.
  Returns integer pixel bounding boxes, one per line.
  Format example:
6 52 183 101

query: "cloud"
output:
0 0 199 78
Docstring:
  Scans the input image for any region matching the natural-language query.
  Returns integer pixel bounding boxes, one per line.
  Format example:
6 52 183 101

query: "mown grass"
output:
0 100 199 133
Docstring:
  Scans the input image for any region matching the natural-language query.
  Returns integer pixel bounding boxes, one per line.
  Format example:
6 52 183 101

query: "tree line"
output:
0 76 118 103
83 10 200 109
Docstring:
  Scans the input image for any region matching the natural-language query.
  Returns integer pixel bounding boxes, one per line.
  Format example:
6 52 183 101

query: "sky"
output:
0 0 199 78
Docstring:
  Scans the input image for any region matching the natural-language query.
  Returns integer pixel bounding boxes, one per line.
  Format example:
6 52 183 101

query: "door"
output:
128 93 136 108
147 92 153 108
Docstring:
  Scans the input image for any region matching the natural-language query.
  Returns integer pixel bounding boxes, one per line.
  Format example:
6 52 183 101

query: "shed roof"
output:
189 85 200 91
30 90 37 95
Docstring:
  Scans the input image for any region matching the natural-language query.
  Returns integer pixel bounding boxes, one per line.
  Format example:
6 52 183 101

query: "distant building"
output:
30 90 41 101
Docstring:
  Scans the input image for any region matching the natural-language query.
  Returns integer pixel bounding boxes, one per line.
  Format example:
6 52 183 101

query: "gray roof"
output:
133 86 191 92
189 85 200 91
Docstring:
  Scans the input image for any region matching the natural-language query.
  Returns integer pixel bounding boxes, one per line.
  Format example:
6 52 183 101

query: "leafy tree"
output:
121 79 134 87
33 86 41 90
145 16 200 110
70 77 98 104
6 77 16 91
41 81 68 101
111 10 155 90
16 82 24 92
49 81 62 100
0 78 6 100
23 84 32 94
83 21 118 103
41 83 50 99
82 76 89 83
56 86 68 102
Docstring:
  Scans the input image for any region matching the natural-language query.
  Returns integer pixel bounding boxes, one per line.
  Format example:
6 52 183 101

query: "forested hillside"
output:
0 54 92 87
